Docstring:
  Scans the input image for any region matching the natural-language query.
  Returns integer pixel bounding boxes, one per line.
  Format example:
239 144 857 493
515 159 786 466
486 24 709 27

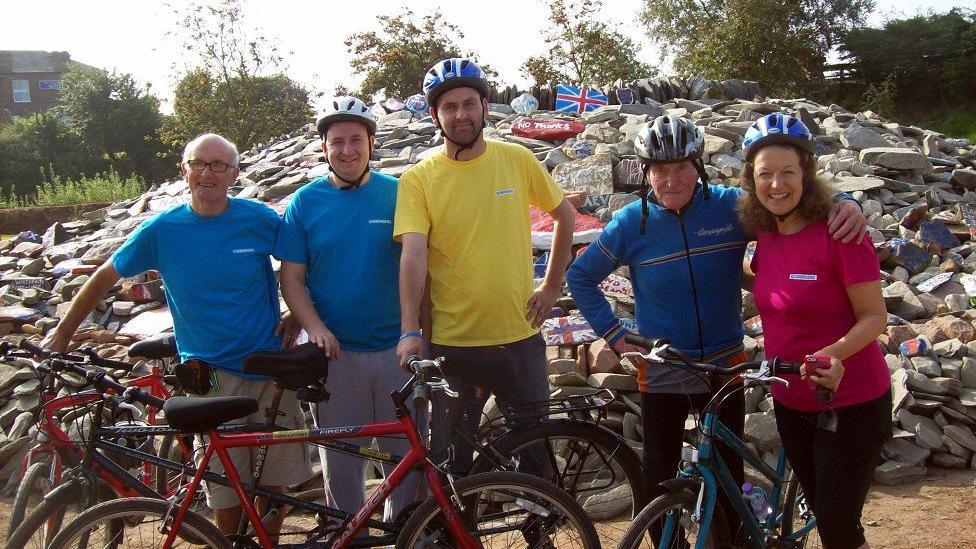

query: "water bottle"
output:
742 482 773 523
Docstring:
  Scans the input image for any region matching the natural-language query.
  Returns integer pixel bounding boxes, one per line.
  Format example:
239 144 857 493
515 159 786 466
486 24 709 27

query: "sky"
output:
2 0 971 112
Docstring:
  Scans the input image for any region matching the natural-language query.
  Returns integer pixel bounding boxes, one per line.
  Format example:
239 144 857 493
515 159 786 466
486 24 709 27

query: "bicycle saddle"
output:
128 333 178 360
163 396 258 432
241 342 329 391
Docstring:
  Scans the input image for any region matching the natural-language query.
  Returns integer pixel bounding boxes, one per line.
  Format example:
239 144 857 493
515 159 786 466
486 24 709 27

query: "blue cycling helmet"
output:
743 113 815 160
423 58 489 107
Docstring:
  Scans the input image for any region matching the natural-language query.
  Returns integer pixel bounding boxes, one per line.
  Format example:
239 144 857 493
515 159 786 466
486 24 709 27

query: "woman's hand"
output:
802 354 844 392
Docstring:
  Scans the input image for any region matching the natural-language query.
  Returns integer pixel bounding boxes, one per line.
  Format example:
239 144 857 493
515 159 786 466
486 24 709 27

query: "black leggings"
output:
775 390 892 549
640 388 745 535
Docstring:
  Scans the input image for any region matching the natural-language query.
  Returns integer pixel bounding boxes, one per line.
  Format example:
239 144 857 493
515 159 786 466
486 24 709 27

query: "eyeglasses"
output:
185 159 235 173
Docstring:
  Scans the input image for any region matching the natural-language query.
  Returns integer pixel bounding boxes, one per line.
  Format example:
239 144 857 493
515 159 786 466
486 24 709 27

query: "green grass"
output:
933 109 976 143
0 169 146 209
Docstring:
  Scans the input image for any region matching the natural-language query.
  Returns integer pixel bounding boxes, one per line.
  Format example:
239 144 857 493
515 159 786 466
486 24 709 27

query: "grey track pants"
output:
315 347 426 523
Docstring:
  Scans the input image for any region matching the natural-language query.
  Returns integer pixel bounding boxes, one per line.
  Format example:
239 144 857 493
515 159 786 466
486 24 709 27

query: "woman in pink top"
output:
738 113 891 549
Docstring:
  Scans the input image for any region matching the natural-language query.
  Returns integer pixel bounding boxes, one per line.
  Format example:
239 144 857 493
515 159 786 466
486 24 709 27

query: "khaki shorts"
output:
193 369 312 509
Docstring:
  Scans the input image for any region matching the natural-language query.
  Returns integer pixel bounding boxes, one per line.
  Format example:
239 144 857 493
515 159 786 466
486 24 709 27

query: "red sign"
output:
512 118 585 141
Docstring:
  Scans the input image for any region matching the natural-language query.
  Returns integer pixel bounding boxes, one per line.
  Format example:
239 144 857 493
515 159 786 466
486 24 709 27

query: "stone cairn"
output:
2 92 976 497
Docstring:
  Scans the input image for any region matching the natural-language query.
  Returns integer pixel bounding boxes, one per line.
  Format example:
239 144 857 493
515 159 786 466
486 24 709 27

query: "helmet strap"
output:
639 181 649 235
693 158 710 200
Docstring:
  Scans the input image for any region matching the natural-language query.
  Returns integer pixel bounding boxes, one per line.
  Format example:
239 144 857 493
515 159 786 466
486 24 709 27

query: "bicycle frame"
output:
163 402 481 549
668 411 815 548
23 365 182 494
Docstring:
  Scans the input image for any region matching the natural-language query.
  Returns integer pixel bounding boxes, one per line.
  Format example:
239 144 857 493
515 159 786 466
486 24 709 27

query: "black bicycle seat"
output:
163 396 258 432
241 343 329 390
128 333 177 360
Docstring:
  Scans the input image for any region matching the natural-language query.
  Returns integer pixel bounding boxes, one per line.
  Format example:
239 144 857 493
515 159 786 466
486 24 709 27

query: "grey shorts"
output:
193 369 312 509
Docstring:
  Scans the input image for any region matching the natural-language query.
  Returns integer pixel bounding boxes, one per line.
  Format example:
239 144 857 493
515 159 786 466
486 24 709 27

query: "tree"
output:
0 113 91 197
58 67 171 182
161 70 312 155
840 8 976 110
640 0 874 98
346 9 494 100
521 0 656 86
164 0 312 151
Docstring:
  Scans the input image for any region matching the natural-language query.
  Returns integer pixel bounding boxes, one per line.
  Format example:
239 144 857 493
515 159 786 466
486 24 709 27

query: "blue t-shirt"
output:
112 198 283 377
274 172 400 351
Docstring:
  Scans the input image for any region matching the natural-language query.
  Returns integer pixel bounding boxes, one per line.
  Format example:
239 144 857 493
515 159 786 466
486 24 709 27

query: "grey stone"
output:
587 373 637 391
905 369 948 395
875 460 927 485
943 424 976 452
840 125 890 150
911 356 941 377
549 372 588 387
552 153 615 196
743 412 779 452
831 175 885 193
961 357 976 388
932 452 968 468
860 147 934 172
882 438 930 466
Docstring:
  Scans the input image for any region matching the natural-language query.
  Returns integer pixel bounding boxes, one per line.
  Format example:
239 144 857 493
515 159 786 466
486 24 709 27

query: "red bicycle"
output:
42 352 600 548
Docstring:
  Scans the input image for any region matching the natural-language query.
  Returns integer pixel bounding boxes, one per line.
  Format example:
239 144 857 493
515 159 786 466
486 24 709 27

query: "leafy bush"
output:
934 110 976 142
0 169 145 209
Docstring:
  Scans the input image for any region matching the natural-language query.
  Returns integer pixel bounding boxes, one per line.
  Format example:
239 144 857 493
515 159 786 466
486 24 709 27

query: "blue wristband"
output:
399 331 422 342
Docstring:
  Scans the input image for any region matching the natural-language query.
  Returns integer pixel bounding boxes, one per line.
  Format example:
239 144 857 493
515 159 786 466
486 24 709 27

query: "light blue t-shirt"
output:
274 172 400 351
112 198 283 377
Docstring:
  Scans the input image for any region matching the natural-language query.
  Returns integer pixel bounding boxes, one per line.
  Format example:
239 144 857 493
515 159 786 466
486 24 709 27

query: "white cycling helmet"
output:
316 96 377 137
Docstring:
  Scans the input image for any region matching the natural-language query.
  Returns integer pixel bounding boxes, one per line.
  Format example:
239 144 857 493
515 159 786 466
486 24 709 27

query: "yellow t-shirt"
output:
394 140 564 346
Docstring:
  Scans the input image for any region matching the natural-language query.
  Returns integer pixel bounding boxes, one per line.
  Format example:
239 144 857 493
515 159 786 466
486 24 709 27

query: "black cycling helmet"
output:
635 116 711 234
635 116 705 164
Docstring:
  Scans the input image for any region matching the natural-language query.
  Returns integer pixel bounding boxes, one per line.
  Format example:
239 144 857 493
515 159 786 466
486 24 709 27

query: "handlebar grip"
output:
82 348 135 372
623 334 670 351
772 359 802 375
19 338 50 357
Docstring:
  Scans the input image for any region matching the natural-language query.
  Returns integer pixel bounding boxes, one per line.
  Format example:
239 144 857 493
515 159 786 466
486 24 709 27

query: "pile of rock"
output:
2 91 976 491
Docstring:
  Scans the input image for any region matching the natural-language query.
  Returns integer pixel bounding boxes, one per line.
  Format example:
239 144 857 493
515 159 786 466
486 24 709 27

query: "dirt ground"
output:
860 468 976 549
1 468 974 547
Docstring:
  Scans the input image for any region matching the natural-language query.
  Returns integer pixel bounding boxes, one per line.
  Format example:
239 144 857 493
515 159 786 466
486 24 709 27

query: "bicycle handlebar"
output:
16 338 165 409
622 334 802 377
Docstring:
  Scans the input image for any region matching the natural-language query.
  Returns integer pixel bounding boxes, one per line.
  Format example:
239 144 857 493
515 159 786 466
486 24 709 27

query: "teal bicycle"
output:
616 335 820 549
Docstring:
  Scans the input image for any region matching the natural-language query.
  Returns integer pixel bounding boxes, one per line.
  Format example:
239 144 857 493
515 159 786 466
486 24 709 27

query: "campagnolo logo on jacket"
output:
695 223 734 238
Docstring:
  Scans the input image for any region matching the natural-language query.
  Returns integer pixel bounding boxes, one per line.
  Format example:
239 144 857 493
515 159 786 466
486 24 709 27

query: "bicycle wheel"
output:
8 459 55 534
5 479 95 549
617 491 722 549
46 497 231 549
397 470 601 548
780 476 821 549
470 419 643 545
155 433 194 497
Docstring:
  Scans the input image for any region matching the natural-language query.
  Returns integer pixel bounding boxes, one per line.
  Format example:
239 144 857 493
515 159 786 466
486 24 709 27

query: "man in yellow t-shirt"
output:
394 58 575 472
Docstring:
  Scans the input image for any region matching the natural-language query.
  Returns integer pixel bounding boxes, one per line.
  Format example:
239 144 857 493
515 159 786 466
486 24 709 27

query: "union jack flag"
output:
554 84 608 114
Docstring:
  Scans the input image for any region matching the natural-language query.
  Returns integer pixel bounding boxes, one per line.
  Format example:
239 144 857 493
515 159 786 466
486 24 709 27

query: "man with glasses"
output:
42 133 309 536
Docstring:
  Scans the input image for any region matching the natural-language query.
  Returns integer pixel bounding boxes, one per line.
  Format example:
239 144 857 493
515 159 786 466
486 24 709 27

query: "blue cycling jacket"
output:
567 184 749 394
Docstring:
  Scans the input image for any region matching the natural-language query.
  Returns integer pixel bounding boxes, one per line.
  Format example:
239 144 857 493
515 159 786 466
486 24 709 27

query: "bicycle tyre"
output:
8 459 55 535
5 479 92 549
780 475 821 548
155 433 193 497
396 470 601 548
45 497 231 549
470 419 643 544
617 491 723 549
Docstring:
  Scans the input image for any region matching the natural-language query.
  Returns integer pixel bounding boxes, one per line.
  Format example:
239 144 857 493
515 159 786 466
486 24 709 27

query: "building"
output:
0 50 97 123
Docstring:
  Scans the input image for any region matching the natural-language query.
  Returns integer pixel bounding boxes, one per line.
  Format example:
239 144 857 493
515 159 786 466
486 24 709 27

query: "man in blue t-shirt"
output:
274 97 422 523
42 133 309 535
